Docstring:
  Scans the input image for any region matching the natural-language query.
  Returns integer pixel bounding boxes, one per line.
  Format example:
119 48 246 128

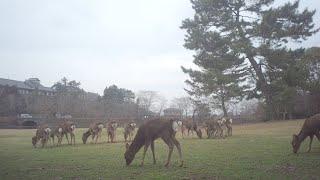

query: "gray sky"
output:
0 0 319 100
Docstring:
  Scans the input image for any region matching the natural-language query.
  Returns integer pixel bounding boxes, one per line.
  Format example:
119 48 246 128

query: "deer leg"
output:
141 141 151 166
65 133 70 145
113 131 116 142
72 133 75 145
172 137 183 167
150 140 156 164
307 135 314 152
97 132 100 143
94 133 98 144
91 133 95 143
111 133 114 143
162 137 174 167
41 138 44 148
58 135 62 146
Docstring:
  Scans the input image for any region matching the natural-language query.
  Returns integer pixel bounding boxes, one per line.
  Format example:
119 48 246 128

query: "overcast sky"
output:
0 0 319 100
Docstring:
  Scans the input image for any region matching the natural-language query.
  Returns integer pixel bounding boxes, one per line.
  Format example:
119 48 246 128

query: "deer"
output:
216 118 227 138
124 122 136 142
124 118 183 167
178 120 186 138
183 119 202 139
107 121 118 143
32 124 51 148
291 113 320 153
50 126 64 146
63 121 76 145
51 121 76 146
204 120 218 138
82 122 104 144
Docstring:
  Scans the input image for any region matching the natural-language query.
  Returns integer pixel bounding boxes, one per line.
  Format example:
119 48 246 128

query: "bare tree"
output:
155 95 167 116
136 91 169 116
136 91 158 112
171 96 192 118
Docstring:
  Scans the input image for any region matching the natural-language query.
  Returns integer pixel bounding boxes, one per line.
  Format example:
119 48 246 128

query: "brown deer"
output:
32 124 51 148
124 119 183 167
82 122 104 144
291 113 320 153
184 120 202 139
50 126 64 146
124 122 136 142
107 121 118 143
51 121 76 146
178 120 186 138
204 120 218 138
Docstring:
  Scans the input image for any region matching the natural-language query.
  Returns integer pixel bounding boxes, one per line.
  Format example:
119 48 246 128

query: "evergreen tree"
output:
181 0 318 120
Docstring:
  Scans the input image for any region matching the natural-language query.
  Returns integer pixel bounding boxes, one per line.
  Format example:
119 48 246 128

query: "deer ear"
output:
125 143 130 150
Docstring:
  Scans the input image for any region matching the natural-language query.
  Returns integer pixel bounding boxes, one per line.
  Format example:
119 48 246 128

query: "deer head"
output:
82 131 91 144
196 129 202 139
32 136 37 147
291 134 301 153
124 143 134 165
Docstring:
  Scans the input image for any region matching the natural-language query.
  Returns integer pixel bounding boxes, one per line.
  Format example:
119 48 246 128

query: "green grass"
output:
0 120 319 179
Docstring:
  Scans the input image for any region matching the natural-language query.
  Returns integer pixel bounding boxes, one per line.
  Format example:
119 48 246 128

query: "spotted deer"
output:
124 122 136 142
107 121 118 143
291 113 320 153
32 124 51 148
82 122 104 144
124 119 183 167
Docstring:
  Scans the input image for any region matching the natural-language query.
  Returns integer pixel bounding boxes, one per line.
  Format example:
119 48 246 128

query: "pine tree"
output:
181 0 318 120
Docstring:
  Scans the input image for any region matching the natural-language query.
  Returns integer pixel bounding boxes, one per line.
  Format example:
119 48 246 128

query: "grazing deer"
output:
184 120 202 139
124 119 183 167
107 121 118 143
291 113 320 153
32 125 51 148
82 122 104 144
124 122 136 142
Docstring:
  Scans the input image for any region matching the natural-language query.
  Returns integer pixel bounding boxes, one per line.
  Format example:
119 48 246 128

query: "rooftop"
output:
0 78 55 92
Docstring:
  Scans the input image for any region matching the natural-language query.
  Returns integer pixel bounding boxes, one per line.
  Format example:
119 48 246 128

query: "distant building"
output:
163 108 182 119
0 78 55 96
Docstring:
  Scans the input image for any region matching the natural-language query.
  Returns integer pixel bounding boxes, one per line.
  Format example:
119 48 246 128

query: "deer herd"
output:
31 113 320 167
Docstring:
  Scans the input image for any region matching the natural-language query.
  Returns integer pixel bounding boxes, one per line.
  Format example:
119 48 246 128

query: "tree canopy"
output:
181 0 319 120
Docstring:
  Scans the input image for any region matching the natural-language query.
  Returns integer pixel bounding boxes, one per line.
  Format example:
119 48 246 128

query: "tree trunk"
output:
247 56 275 121
235 9 275 121
221 96 228 117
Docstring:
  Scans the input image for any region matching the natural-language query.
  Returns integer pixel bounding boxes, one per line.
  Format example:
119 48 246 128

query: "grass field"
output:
0 119 319 180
